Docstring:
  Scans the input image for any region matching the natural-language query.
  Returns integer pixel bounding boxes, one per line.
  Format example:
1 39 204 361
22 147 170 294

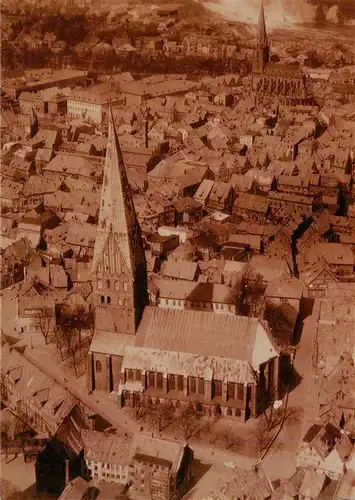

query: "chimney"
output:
65 459 70 487
145 120 149 149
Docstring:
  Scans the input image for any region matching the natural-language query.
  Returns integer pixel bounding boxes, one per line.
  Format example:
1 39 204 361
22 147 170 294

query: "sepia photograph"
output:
0 0 355 498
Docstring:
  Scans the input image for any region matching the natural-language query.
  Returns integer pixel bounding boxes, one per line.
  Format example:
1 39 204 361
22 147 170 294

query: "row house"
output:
83 431 193 500
297 422 352 481
268 191 318 220
300 260 339 298
276 174 310 196
205 182 234 213
0 237 32 289
0 178 23 211
300 242 355 278
20 176 59 210
153 278 240 315
87 307 281 422
232 193 270 223
318 352 355 427
1 340 84 438
172 197 203 225
135 196 176 231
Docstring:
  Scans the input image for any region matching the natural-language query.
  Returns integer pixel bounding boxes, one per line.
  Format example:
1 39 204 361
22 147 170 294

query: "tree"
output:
218 426 241 451
176 407 202 440
251 416 273 454
131 394 147 421
1 419 12 461
56 304 95 377
33 306 53 344
150 401 175 432
242 269 266 317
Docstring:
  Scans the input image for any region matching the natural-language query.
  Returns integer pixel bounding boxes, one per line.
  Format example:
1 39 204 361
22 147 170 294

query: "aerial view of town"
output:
0 0 355 498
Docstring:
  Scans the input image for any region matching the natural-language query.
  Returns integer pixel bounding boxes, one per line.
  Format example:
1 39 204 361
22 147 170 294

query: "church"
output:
87 108 281 422
251 1 314 106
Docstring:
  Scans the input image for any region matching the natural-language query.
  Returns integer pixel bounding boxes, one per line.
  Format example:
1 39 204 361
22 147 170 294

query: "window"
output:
213 380 222 397
168 374 175 391
227 408 233 416
165 299 169 305
134 370 142 381
126 369 133 381
101 295 105 304
124 299 128 307
237 384 244 400
96 361 102 373
198 378 204 395
107 280 110 289
177 375 184 391
156 373 163 389
148 372 155 387
123 282 128 291
173 300 176 306
227 382 235 400
107 296 111 305
189 377 196 394
235 408 241 417
115 281 120 291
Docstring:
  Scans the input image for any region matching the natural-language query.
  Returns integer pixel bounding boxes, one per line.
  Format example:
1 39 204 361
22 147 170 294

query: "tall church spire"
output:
252 0 269 73
92 106 147 335
257 0 268 48
92 106 144 276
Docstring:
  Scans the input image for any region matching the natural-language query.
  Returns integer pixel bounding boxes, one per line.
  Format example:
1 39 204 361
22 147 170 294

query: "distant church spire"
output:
253 0 269 73
92 106 147 335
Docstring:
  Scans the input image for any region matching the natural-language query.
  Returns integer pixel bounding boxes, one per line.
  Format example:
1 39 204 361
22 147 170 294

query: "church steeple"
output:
253 0 270 73
92 106 147 335
257 1 268 48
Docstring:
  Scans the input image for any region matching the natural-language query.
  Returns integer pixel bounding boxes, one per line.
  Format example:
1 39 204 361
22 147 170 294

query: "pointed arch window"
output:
107 296 111 305
96 361 102 373
124 299 127 307
100 295 105 304
123 282 128 292
107 280 111 289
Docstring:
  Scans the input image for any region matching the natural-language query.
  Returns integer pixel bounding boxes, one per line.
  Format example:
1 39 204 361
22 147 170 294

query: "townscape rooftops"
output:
160 258 198 281
81 429 132 465
58 477 89 500
154 277 237 304
249 255 292 283
1 341 77 432
265 277 304 300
